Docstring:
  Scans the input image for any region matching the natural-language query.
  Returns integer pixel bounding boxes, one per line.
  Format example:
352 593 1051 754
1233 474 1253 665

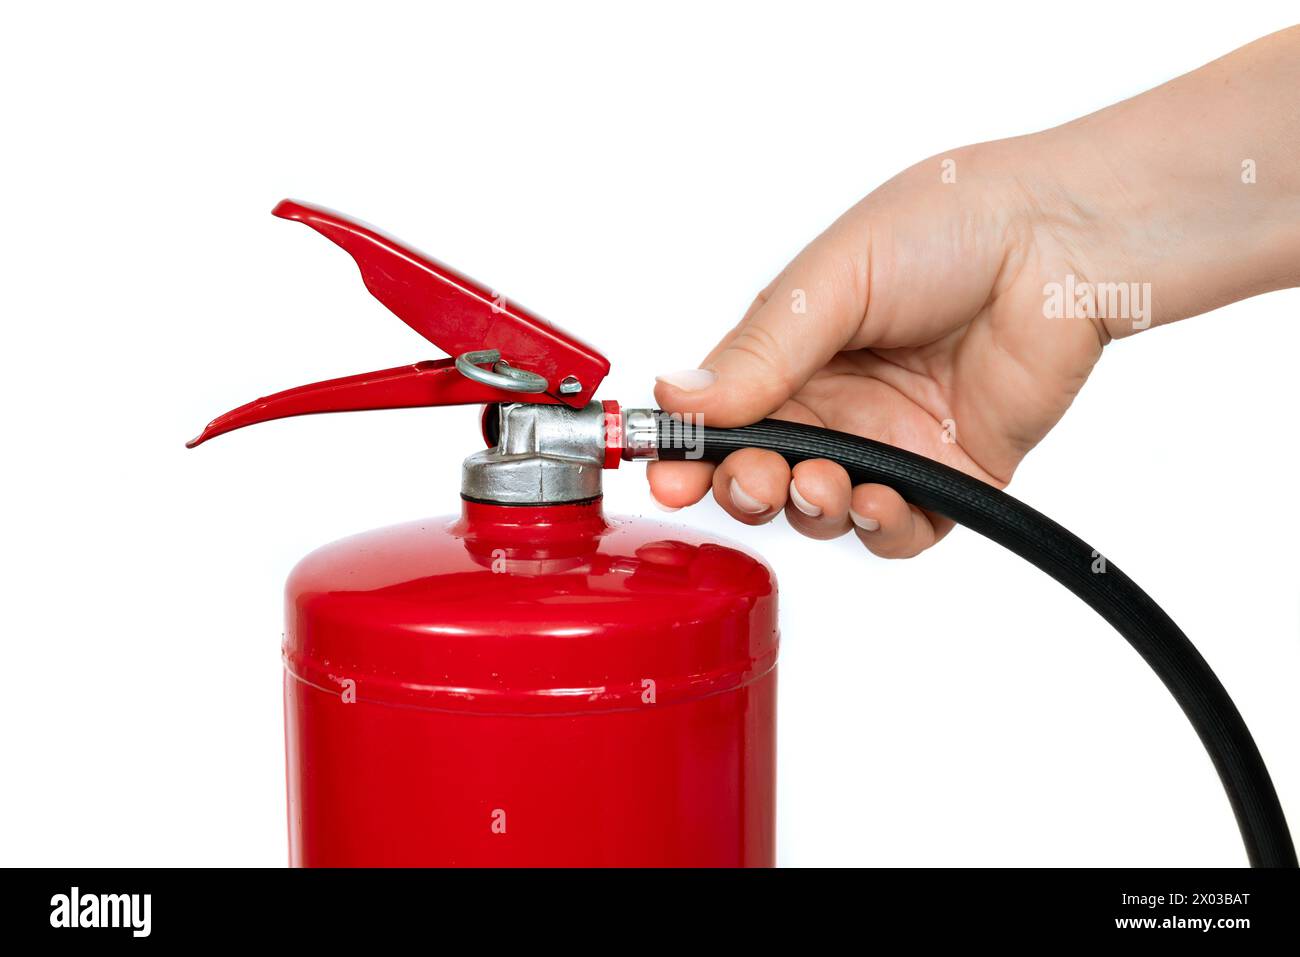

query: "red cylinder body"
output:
283 499 778 866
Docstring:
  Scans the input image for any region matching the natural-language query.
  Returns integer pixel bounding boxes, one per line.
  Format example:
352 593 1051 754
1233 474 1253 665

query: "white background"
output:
2 1 1297 867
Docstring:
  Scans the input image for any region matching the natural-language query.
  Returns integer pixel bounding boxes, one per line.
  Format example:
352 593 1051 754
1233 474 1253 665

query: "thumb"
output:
654 232 868 427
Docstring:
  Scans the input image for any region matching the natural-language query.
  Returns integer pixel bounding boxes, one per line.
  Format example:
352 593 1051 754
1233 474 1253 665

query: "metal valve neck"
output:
461 402 609 505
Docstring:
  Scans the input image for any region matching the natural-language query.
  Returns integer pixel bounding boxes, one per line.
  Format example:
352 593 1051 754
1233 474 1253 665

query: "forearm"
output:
1032 25 1300 337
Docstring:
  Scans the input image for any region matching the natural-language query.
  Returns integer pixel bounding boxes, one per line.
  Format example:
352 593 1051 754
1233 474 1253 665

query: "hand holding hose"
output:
650 26 1300 559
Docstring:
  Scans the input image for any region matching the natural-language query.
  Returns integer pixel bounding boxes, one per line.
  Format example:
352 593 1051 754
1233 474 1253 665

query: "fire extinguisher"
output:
191 200 1295 868
189 201 776 867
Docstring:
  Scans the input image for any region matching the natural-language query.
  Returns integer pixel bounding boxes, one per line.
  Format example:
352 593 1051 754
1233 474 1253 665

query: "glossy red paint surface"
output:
284 500 778 866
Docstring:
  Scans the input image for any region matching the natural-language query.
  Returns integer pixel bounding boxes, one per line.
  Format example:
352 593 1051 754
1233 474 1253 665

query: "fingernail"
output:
650 490 681 513
655 368 717 392
850 509 880 532
730 478 770 514
788 481 821 517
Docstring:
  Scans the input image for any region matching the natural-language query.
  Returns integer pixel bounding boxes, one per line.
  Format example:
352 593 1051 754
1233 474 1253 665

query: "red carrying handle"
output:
187 200 611 447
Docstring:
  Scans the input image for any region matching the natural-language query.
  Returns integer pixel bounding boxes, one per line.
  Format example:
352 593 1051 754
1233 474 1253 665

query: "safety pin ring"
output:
454 350 549 394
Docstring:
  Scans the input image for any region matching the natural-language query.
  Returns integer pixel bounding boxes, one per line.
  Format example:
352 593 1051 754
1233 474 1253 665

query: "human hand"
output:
649 27 1300 558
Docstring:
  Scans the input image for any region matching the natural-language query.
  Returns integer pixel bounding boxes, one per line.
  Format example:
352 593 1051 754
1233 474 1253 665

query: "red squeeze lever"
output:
187 200 611 448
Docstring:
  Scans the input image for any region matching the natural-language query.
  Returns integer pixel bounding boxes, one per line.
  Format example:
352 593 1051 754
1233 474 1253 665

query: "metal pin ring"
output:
454 350 549 394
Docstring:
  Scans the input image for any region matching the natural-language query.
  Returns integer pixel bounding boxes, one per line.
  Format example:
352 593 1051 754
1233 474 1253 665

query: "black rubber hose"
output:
656 415 1296 867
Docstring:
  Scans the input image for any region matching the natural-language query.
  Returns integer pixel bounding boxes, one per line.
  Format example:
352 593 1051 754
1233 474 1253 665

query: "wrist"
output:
1025 29 1300 338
